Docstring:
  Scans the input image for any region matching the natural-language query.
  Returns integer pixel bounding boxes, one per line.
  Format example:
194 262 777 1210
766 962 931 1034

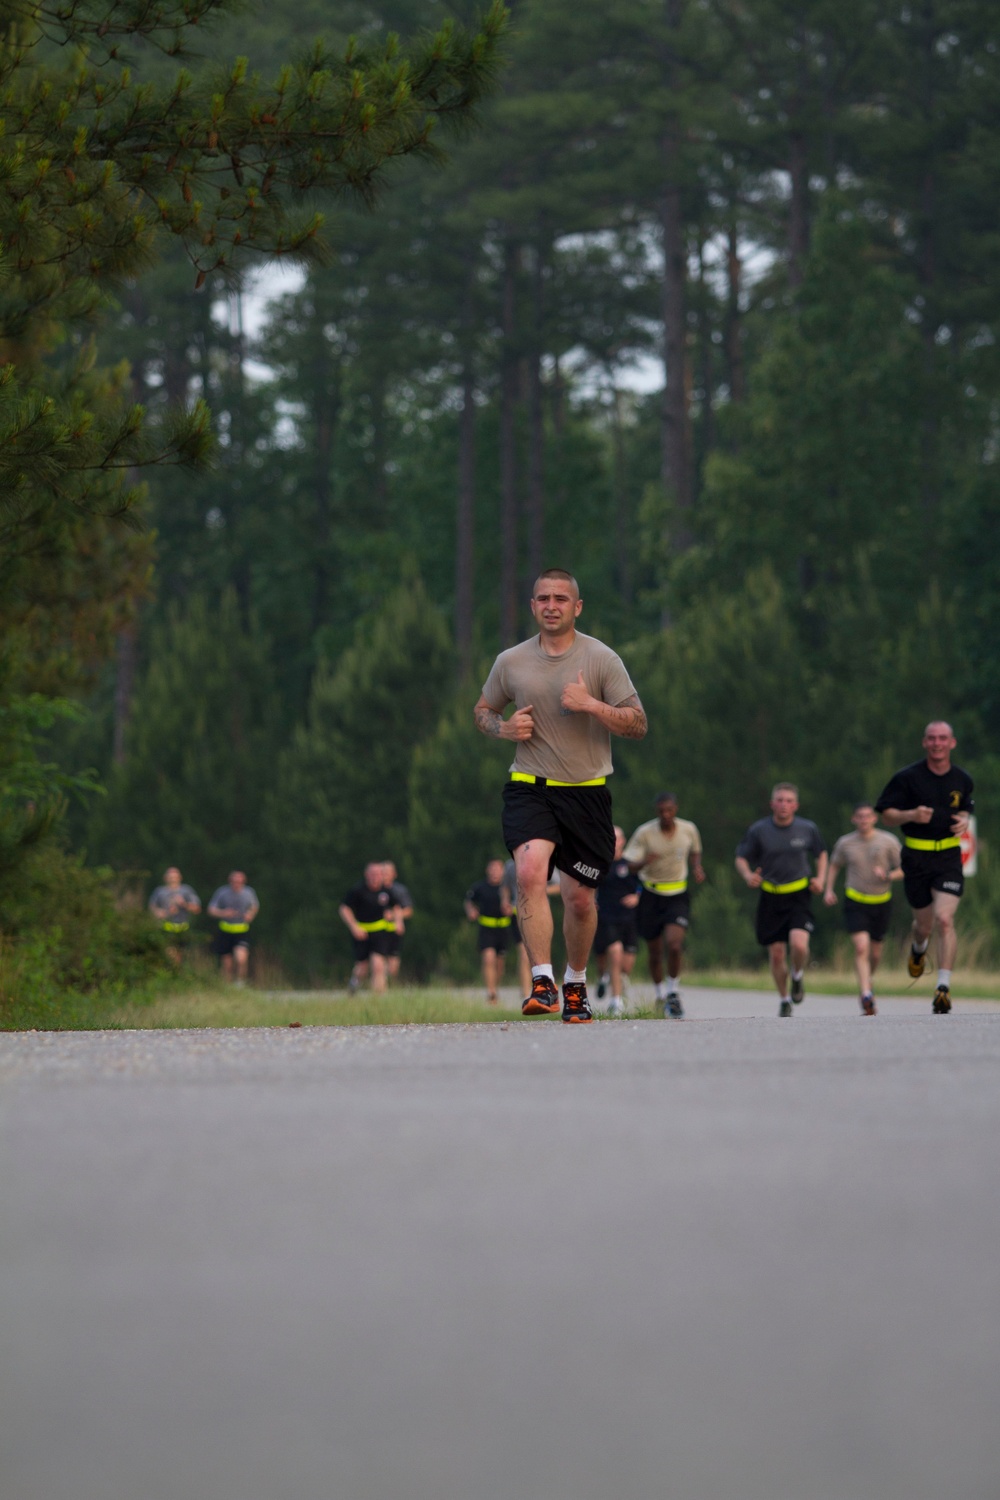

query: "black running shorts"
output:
902 852 964 911
755 890 815 947
352 931 392 963
383 931 402 959
501 781 615 889
637 888 691 940
213 928 250 956
477 923 511 954
843 897 892 942
594 916 639 955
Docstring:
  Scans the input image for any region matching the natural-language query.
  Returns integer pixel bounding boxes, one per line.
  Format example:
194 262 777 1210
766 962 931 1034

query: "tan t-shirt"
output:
830 830 902 896
623 817 702 886
481 631 637 782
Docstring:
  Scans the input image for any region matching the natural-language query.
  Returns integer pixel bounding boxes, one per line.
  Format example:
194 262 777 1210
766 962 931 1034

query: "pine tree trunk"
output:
660 147 692 550
612 386 633 610
500 239 520 646
526 238 546 586
311 354 342 637
112 623 137 767
456 347 476 677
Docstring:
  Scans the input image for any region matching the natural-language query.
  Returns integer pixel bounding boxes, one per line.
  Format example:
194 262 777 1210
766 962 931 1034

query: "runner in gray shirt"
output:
148 867 200 965
735 783 827 1017
207 871 259 985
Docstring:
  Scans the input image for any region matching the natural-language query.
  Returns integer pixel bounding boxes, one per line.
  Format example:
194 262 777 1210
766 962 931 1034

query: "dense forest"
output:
5 0 1000 993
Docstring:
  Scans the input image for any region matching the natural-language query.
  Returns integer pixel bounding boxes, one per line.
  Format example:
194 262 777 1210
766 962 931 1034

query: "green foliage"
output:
0 840 175 1029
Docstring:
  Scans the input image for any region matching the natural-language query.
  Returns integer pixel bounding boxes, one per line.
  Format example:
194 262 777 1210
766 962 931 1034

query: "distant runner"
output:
148 867 201 964
593 827 640 1016
624 792 705 1018
474 568 647 1024
735 784 827 1018
874 721 973 1014
339 863 398 995
824 803 903 1016
207 871 259 985
380 861 413 983
465 859 513 1005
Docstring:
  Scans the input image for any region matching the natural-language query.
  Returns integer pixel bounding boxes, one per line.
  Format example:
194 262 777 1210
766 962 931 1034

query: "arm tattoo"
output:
474 703 504 738
601 693 648 740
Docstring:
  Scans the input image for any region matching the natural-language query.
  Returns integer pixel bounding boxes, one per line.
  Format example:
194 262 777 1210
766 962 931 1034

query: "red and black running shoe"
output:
522 976 560 1016
561 982 593 1024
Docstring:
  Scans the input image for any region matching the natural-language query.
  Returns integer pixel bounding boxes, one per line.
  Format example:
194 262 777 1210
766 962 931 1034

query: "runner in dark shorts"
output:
474 568 646 1024
624 793 705 1018
148 867 201 965
380 861 413 982
735 784 827 1018
824 804 903 1015
593 827 640 1015
339 863 398 994
465 859 513 1005
207 871 259 985
874 721 974 1015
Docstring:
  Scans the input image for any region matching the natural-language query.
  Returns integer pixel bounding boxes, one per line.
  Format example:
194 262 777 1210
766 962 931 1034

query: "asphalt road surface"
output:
3 992 1000 1500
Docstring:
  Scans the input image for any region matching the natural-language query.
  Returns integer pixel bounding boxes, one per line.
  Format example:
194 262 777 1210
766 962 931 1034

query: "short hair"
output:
533 568 579 599
655 791 678 805
853 800 875 813
771 782 798 798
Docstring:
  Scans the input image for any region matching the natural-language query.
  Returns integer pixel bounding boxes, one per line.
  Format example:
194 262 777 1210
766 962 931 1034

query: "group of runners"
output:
147 869 260 982
473 567 974 1022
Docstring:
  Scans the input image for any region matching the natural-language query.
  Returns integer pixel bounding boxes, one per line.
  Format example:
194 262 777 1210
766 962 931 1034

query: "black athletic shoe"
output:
908 946 927 979
666 994 684 1019
932 985 952 1015
596 973 608 1000
790 973 805 1005
561 982 593 1024
779 1000 793 1018
860 994 876 1017
522 976 560 1016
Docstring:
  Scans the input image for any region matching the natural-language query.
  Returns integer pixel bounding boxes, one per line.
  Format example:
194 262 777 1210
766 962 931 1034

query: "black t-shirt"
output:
597 858 641 917
466 880 506 920
875 760 974 844
342 884 392 924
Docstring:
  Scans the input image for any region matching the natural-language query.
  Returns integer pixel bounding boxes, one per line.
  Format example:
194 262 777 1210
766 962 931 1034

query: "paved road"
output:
3 998 1000 1500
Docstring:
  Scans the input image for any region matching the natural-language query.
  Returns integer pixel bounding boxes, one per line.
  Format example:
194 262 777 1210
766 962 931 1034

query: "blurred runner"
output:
874 721 974 1014
593 827 640 1016
339 863 397 994
824 803 902 1015
207 871 259 985
464 859 512 1004
624 793 705 1018
148 867 201 965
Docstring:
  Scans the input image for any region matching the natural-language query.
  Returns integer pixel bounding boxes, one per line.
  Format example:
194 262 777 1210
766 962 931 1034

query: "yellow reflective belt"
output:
357 919 393 933
162 921 189 933
478 915 512 928
845 887 892 905
760 877 809 895
642 879 688 895
219 921 249 933
904 836 961 852
510 772 607 787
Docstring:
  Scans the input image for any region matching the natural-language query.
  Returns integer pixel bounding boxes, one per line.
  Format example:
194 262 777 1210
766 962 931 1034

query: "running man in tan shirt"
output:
474 568 647 1024
624 792 705 1018
824 802 903 1016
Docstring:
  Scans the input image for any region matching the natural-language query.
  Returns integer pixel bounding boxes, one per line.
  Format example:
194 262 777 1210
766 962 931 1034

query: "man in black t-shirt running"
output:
339 863 399 994
465 859 513 1005
875 721 974 1014
593 827 641 1016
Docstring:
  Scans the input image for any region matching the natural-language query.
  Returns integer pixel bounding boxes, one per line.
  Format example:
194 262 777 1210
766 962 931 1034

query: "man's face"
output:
486 860 504 884
382 862 397 884
613 830 626 859
771 790 799 823
165 868 181 887
923 723 956 760
364 865 382 890
657 799 677 825
530 579 582 636
852 806 878 835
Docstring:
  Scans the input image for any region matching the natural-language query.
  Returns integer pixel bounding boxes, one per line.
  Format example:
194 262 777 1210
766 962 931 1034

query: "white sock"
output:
654 981 668 1000
531 964 554 983
564 966 587 985
913 938 929 954
938 969 951 988
667 978 678 994
791 968 804 982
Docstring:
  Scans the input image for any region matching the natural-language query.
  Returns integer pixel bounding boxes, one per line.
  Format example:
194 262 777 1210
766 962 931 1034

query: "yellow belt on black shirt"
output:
760 877 809 895
904 836 961 852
